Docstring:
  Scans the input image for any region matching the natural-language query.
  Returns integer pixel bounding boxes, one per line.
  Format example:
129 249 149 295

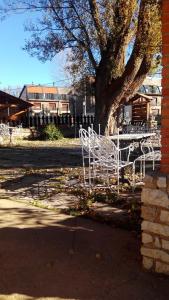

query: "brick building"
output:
19 85 73 115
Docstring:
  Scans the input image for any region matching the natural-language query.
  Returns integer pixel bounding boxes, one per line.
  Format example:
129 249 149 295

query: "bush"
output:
41 124 63 140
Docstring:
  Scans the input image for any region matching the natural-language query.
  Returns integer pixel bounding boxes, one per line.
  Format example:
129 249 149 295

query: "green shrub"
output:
42 124 63 140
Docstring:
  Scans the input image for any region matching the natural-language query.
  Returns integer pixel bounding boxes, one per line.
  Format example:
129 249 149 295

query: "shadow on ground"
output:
1 173 56 191
0 146 82 168
0 203 169 300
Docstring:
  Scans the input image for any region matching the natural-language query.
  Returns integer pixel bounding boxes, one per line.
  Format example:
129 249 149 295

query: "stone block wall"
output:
141 173 169 275
141 0 169 275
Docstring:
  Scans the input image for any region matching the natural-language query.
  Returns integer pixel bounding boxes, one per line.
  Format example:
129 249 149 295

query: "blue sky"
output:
0 8 69 91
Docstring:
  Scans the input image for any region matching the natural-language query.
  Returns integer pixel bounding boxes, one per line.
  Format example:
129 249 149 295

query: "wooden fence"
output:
8 115 95 129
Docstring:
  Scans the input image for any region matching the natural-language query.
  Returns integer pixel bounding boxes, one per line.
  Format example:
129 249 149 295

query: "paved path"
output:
0 198 169 300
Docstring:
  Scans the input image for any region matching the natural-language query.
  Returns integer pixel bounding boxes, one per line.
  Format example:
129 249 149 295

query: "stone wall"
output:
12 128 31 139
141 173 169 275
141 0 169 276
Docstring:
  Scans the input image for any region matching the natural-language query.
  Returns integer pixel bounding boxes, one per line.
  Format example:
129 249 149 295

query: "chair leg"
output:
117 167 120 194
140 160 142 179
88 155 91 188
81 146 86 186
143 159 146 177
153 157 155 171
133 163 136 188
82 154 86 186
106 169 110 187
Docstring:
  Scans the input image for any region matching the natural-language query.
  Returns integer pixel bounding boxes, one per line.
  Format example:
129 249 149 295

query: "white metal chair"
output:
79 128 91 186
90 136 134 188
0 124 9 136
133 133 161 182
79 127 102 186
79 127 134 189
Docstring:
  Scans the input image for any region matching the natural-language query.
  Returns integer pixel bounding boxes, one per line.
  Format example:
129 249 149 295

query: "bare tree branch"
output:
88 0 107 53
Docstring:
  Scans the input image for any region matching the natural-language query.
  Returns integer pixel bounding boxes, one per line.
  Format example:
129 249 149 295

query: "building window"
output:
45 93 55 100
28 93 44 99
148 86 158 94
62 103 69 113
54 94 60 100
143 85 161 95
138 85 146 94
54 94 70 100
33 102 41 110
49 103 56 110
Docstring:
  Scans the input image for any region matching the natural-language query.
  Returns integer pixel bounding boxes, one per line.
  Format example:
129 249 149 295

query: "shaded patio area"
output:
0 198 169 300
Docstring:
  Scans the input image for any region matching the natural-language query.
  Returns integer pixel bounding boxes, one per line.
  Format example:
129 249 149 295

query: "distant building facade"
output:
74 76 162 122
126 93 152 123
138 77 161 119
123 77 162 124
19 85 74 115
18 77 161 124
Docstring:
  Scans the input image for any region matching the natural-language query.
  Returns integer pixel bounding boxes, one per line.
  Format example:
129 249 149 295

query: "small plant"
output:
42 124 63 140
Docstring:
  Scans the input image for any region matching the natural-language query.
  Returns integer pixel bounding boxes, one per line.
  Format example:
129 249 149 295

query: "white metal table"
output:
110 132 157 166
110 132 156 141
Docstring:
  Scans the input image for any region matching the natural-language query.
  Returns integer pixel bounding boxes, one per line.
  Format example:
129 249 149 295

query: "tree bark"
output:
94 80 122 135
94 51 153 135
94 102 112 135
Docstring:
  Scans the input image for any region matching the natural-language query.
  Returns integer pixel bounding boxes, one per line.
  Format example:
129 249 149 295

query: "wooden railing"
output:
4 115 95 128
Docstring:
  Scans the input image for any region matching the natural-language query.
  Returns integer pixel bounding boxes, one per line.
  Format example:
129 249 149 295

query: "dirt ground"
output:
0 142 169 300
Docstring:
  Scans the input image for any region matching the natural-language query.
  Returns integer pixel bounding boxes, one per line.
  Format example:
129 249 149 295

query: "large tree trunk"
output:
95 97 112 134
94 72 124 135
94 85 121 135
94 76 111 135
94 55 150 135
